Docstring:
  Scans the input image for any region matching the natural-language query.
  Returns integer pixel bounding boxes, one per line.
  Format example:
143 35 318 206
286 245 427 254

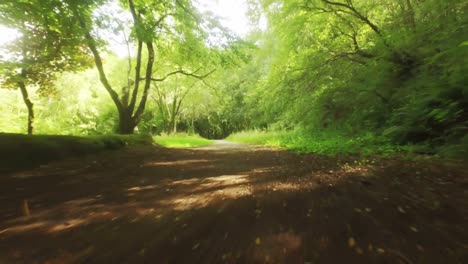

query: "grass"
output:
227 130 410 157
153 133 213 148
0 133 153 173
0 132 213 173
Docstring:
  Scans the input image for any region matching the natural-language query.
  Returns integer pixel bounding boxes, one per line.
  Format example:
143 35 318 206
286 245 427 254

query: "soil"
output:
0 141 467 264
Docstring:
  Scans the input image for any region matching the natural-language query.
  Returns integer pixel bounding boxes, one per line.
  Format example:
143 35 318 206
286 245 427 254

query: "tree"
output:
151 70 215 134
70 0 215 134
0 0 89 135
238 0 467 146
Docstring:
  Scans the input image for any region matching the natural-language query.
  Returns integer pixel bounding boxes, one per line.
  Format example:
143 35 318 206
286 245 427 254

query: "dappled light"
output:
48 218 88 233
128 185 158 192
143 159 211 167
163 174 252 210
0 222 48 235
0 0 467 262
0 141 466 263
252 232 303 263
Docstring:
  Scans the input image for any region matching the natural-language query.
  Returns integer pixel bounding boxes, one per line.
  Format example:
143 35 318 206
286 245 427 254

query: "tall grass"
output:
153 133 213 148
227 130 408 156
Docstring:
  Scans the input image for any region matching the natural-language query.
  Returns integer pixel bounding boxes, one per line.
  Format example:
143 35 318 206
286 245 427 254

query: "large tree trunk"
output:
18 80 34 135
118 110 136 134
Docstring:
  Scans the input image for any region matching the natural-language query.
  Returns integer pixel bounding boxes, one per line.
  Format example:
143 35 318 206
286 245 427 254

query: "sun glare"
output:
0 25 21 60
0 1 258 59
0 25 19 45
196 0 250 37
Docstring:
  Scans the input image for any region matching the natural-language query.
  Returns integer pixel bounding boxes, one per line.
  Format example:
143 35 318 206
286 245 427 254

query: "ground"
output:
0 141 466 264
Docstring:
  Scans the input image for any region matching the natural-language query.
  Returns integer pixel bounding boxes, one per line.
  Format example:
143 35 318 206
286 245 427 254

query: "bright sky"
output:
195 0 251 37
0 25 21 60
0 25 20 48
0 0 258 58
0 25 19 42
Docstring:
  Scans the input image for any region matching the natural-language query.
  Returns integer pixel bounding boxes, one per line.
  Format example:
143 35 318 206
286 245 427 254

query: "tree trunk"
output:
18 80 34 135
118 110 136 134
168 115 175 134
173 117 177 134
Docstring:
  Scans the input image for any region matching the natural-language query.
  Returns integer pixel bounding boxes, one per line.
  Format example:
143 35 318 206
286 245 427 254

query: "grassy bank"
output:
227 130 417 157
227 130 467 159
0 133 153 173
153 133 213 148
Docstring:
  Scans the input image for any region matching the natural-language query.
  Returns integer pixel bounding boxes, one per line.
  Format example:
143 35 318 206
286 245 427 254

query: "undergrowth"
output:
226 130 446 158
153 133 213 148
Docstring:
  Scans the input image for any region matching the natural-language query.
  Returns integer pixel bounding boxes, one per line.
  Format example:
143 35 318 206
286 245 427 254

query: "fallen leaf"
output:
409 226 419 232
255 237 261 245
417 244 424 251
348 237 356 248
397 206 406 213
355 247 363 255
376 248 385 253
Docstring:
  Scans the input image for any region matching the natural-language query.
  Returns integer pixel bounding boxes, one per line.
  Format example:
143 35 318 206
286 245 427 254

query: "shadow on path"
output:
0 142 466 263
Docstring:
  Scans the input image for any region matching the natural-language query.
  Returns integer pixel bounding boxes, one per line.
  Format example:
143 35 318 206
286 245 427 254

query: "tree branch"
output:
133 41 155 122
128 41 142 111
72 6 123 113
175 0 199 22
148 68 216 83
321 0 382 35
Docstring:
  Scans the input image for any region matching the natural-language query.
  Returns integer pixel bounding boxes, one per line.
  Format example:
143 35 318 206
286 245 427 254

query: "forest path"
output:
0 143 466 263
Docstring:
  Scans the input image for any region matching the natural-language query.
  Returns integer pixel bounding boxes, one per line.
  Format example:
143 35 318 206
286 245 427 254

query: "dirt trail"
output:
0 142 466 263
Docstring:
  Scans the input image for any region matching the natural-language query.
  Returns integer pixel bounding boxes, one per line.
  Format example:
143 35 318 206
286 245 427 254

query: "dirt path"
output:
0 142 466 263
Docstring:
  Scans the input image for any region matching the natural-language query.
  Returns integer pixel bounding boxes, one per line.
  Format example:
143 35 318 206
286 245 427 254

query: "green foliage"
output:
1 0 466 159
0 0 91 90
224 0 468 158
0 65 119 135
153 133 213 148
228 130 404 156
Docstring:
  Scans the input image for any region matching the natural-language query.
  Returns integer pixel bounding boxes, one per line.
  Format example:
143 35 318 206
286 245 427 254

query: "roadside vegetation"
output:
0 132 213 172
228 130 466 159
153 133 213 148
0 0 466 159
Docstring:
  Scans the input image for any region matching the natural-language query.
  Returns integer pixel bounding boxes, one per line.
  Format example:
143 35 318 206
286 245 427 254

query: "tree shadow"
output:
0 146 466 263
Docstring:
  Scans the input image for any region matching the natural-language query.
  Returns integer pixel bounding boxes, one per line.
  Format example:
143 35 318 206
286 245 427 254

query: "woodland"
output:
1 1 468 263
0 0 467 157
